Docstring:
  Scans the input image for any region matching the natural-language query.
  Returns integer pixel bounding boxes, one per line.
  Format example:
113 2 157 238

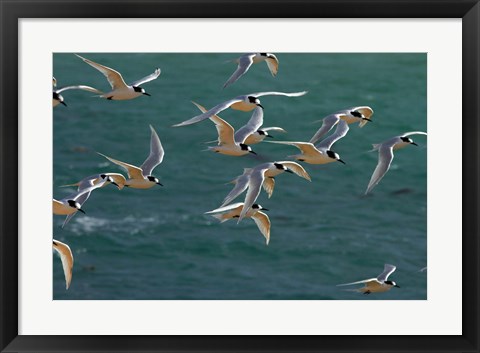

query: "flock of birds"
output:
53 52 426 295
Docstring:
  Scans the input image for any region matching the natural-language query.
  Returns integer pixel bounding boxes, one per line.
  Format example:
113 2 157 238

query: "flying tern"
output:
53 177 108 227
98 125 165 189
337 264 400 294
205 202 271 245
62 173 127 190
75 54 160 100
267 119 349 165
220 162 311 222
52 76 103 107
53 239 74 290
173 90 307 127
309 106 373 145
193 101 285 145
365 131 427 195
223 52 279 89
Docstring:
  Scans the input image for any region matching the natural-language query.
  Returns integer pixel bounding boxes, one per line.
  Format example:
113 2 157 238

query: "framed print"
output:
1 0 479 352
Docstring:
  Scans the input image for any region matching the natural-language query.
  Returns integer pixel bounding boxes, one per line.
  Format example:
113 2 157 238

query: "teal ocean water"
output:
53 53 427 300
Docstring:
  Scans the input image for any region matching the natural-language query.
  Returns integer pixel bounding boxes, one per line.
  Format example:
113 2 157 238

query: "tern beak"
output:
266 135 274 138
262 208 269 211
285 169 294 173
111 181 119 188
249 150 257 155
411 142 418 146
363 117 372 122
77 208 86 214
338 159 346 164
61 101 67 107
257 104 264 109
143 92 151 96
394 285 400 288
156 182 163 186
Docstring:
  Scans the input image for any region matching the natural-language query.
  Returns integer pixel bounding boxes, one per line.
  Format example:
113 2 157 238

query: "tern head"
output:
351 110 371 122
100 174 119 189
247 96 263 109
67 199 85 213
257 129 273 138
53 92 67 106
240 143 256 155
252 204 268 211
133 86 151 96
147 175 163 186
384 280 400 288
400 136 417 146
273 162 293 173
326 150 346 164
260 53 276 59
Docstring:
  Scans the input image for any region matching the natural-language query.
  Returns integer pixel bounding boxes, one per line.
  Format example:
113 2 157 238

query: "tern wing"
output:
209 115 236 146
251 211 271 245
56 85 104 95
173 96 244 127
221 171 252 207
262 177 275 198
265 55 279 77
377 264 396 282
266 141 320 155
337 278 378 286
205 202 245 214
251 91 308 98
75 54 128 89
53 239 74 289
130 68 161 87
342 106 374 127
238 169 265 222
315 119 350 150
261 126 287 133
191 101 235 145
98 152 144 180
223 53 255 89
401 131 427 137
140 125 164 176
277 161 311 181
365 144 395 194
309 114 341 144
234 107 264 143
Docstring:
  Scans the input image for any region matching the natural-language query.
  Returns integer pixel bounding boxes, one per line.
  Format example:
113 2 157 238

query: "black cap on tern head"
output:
147 175 163 186
134 86 151 96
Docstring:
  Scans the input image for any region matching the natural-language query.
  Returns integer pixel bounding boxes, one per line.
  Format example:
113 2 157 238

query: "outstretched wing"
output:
98 152 144 180
365 145 394 195
173 96 244 127
130 68 161 87
402 131 427 137
223 53 255 89
56 85 104 95
315 119 350 151
205 202 245 214
221 170 252 207
377 264 396 282
336 278 377 286
309 114 341 145
234 107 264 143
277 161 311 181
251 91 308 98
75 54 128 89
265 55 279 76
238 169 265 222
140 125 164 176
53 239 74 289
251 211 271 245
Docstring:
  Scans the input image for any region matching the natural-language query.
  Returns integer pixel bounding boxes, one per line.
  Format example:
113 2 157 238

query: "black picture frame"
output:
1 1 478 352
